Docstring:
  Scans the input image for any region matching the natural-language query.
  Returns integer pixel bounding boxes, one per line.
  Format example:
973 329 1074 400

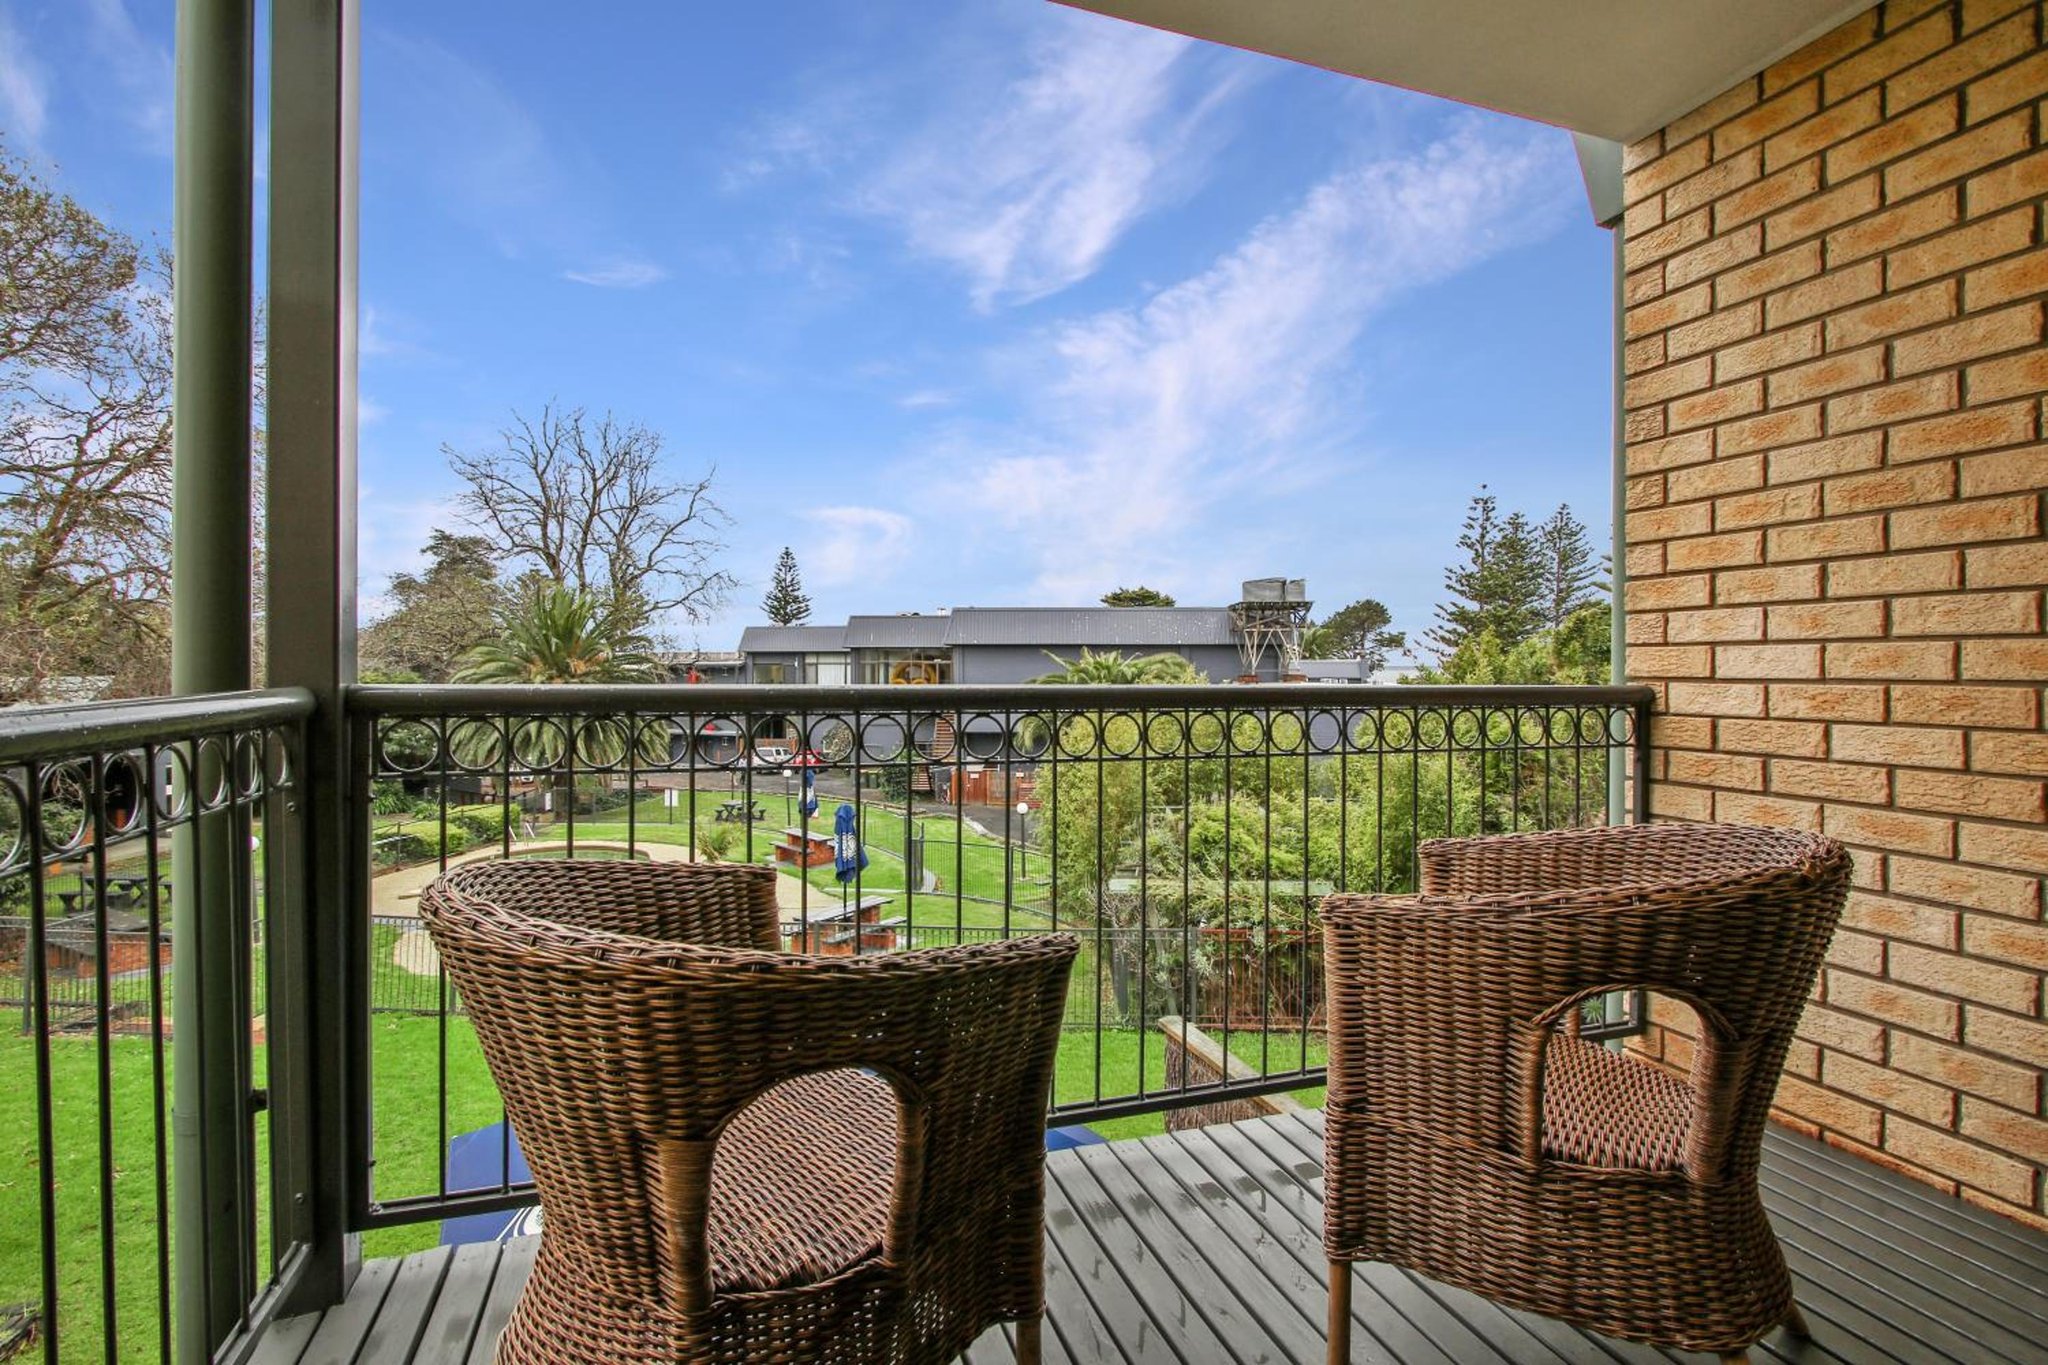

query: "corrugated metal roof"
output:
943 607 1238 647
736 624 847 652
842 614 952 649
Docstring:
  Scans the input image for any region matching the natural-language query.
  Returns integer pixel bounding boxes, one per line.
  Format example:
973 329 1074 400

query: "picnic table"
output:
713 799 766 824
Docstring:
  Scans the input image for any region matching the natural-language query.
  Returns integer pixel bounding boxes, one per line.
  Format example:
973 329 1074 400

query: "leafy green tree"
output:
454 585 662 812
761 546 812 625
1303 597 1406 671
1538 504 1601 628
362 531 502 681
1100 586 1176 608
1033 647 1202 684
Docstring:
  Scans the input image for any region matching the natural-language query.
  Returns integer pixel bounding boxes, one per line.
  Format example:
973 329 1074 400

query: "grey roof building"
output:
728 596 1317 686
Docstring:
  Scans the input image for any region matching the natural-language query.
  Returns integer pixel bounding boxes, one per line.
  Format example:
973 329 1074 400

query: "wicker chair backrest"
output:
1325 823 1850 1179
421 858 1078 1326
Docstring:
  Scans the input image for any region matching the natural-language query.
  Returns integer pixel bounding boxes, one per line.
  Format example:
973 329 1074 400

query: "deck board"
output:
264 1113 2048 1365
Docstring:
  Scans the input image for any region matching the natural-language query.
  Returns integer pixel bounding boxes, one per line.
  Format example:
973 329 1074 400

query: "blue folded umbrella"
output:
833 802 867 883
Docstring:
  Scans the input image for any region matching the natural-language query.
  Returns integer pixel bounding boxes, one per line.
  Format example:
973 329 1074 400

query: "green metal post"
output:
171 0 254 1358
268 0 363 1314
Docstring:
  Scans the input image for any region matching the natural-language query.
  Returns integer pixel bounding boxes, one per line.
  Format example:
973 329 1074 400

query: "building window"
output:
862 651 951 685
756 662 794 684
803 653 850 685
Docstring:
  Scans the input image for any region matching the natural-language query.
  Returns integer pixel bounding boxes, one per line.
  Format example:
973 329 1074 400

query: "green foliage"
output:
760 546 812 625
1426 487 1580 658
369 780 418 815
1303 597 1406 671
1100 585 1176 608
361 530 503 681
695 820 739 863
1033 647 1203 685
1537 504 1602 628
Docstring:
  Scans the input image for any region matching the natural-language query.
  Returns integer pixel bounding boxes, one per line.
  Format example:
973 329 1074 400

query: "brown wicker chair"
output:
420 859 1079 1365
1320 823 1850 1365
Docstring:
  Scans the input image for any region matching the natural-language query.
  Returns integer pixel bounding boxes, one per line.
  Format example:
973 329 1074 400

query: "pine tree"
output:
1426 489 1547 657
761 547 812 625
1538 504 1601 628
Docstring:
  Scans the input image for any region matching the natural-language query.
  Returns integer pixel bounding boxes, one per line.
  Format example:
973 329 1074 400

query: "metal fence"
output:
0 688 314 1365
348 681 1651 1224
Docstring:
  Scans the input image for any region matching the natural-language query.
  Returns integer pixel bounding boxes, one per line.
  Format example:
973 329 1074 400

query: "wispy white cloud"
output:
931 120 1579 600
563 257 669 289
897 389 955 411
0 9 50 152
83 0 171 155
353 487 464 622
859 16 1236 309
797 506 914 586
732 8 1250 310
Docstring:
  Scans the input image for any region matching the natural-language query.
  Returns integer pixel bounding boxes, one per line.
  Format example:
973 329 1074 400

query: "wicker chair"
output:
420 859 1079 1365
1320 823 1850 1365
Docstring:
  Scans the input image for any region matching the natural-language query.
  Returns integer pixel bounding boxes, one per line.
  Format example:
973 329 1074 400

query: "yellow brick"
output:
1769 259 1885 327
1718 563 1824 603
1774 757 1889 802
1961 636 2048 679
1830 549 1962 596
1717 790 1825 829
1965 146 2048 215
1718 242 1826 310
1766 514 1887 561
1627 573 1714 610
1971 730 2048 778
1721 404 1826 456
1892 853 2039 914
1627 207 1714 270
1890 207 2036 287
1966 46 2048 123
1628 355 1715 407
1827 279 1958 351
1886 10 2036 112
1715 83 1821 160
1832 723 1965 767
1626 428 1716 473
1719 484 1822 529
1769 347 1889 405
1668 79 1763 149
1959 444 2048 497
1666 681 1767 717
1826 95 1959 182
1827 189 1960 268
1628 644 1715 677
1891 493 2041 548
1825 462 1958 516
1965 348 2048 402
1768 601 1890 638
1716 323 1824 380
1667 529 1765 570
1766 174 1882 253
1768 432 1886 483
1958 816 2048 873
1887 399 2037 463
1669 378 1764 431
1668 454 1764 502
1899 768 2047 822
1624 136 1711 206
1765 14 1878 96
1722 161 1827 235
1669 303 1764 361
1826 14 1954 105
1718 643 1824 678
1666 606 1765 641
1827 372 1959 433
1884 109 2034 201
1893 683 2037 727
1669 150 1766 222
1826 640 1958 680
1892 302 2044 376
1963 250 2048 311
1894 590 2042 636
1966 542 2048 587
1668 749 1766 789
1720 717 1830 757
1825 802 1956 857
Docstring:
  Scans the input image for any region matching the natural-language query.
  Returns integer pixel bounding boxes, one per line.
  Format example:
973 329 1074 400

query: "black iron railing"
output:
347 682 1652 1228
0 689 314 1365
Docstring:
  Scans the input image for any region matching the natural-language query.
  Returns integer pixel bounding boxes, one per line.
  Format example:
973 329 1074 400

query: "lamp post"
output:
1016 800 1031 878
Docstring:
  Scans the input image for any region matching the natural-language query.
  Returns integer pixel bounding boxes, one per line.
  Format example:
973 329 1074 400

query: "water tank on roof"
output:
1238 578 1308 603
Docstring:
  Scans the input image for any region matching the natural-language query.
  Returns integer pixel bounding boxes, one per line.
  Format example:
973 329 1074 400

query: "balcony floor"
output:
254 1111 2048 1365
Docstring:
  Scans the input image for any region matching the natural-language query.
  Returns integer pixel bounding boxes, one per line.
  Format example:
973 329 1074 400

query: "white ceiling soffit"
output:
1056 0 1883 144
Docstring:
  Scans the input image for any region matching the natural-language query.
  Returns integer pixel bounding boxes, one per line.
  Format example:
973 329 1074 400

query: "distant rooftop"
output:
737 606 1241 653
735 624 848 653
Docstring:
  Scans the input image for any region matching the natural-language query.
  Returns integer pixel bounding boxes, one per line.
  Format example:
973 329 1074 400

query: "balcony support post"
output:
170 0 256 1357
267 0 363 1316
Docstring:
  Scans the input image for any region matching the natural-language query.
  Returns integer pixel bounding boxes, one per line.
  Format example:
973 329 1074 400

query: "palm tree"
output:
454 585 661 817
1032 647 1203 685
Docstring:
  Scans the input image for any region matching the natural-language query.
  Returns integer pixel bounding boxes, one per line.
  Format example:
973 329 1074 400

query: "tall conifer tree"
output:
761 547 812 625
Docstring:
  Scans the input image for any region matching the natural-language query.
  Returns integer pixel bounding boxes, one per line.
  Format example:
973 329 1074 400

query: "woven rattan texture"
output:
1321 823 1850 1355
419 859 1078 1365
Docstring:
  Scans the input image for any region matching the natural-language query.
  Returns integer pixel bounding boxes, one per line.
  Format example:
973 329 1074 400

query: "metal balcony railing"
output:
0 689 314 1365
346 682 1652 1229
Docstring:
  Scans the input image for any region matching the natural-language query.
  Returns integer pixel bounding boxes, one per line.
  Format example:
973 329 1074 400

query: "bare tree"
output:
1 144 139 384
446 404 735 638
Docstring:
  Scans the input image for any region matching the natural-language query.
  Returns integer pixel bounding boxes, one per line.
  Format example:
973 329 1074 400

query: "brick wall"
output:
1620 0 2047 1228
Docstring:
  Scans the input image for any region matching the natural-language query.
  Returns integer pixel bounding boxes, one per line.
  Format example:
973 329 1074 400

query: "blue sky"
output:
2 0 1615 653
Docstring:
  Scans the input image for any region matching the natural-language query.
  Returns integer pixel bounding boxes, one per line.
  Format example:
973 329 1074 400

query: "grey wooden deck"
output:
254 1112 2048 1365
